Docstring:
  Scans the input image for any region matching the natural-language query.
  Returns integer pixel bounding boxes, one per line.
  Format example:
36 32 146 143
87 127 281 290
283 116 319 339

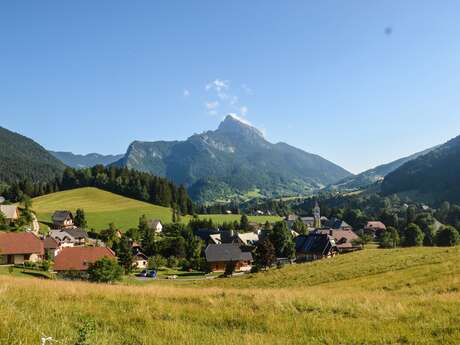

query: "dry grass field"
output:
0 247 459 344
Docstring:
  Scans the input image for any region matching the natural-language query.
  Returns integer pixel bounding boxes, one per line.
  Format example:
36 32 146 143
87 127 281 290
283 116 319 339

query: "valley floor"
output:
0 247 459 345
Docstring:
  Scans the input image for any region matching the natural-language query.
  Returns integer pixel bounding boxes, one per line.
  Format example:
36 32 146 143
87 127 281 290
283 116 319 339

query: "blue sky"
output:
1 1 460 174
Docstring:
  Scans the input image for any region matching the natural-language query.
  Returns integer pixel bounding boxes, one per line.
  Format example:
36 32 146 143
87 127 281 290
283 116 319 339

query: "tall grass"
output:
1 247 459 344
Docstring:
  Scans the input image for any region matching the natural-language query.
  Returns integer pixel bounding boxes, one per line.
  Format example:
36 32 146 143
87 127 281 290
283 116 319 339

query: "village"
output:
0 201 387 281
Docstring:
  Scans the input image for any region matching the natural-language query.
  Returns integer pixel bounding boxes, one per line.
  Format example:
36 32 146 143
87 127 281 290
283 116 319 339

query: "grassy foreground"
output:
31 187 280 231
1 247 459 344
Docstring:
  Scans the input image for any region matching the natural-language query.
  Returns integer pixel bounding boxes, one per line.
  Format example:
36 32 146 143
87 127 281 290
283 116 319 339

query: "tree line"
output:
1 165 194 214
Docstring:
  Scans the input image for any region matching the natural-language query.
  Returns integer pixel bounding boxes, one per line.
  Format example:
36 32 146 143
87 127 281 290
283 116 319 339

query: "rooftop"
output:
54 247 116 271
0 232 44 255
205 243 253 262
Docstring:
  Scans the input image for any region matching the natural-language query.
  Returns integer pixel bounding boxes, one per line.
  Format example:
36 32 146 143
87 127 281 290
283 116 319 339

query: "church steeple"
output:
313 201 321 228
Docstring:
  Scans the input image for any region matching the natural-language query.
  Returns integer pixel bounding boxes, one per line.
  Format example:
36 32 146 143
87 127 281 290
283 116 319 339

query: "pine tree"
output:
118 235 133 274
74 209 87 229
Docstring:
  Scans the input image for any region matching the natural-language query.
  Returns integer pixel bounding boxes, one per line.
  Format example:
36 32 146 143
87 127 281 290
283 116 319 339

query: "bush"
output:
166 256 179 268
402 223 424 247
190 257 208 272
435 226 460 247
87 257 123 283
148 255 167 270
179 258 191 271
41 260 52 272
379 226 400 248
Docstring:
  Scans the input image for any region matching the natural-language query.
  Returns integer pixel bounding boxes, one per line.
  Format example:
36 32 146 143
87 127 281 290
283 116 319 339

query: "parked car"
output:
137 270 157 278
147 270 157 279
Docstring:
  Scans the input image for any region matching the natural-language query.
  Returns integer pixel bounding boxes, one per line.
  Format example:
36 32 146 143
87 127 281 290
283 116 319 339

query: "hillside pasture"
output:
31 187 280 231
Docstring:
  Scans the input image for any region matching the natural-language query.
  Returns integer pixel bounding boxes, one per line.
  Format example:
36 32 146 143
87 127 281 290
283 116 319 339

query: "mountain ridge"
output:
49 151 124 168
113 115 352 203
324 146 437 192
381 133 460 205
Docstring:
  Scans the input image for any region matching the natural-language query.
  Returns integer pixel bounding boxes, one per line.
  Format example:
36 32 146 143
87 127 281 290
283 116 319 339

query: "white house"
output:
147 219 163 233
49 228 88 246
0 205 19 224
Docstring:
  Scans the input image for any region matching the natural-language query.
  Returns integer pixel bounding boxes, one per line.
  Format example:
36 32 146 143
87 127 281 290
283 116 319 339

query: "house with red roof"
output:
0 232 44 265
53 247 116 272
364 221 387 237
314 229 362 253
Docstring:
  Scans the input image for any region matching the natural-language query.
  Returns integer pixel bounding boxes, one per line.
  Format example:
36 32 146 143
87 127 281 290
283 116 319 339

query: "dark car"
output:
137 270 157 279
146 270 157 279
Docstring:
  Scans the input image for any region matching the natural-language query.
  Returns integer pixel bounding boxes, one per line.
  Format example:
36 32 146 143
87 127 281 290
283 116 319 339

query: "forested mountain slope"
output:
114 115 351 202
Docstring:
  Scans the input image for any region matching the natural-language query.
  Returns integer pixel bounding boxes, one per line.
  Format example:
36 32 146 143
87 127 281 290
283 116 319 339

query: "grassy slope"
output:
1 247 459 344
31 187 281 231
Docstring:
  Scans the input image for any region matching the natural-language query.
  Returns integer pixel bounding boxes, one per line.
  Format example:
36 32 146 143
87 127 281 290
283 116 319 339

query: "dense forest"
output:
382 134 460 204
0 126 65 185
1 165 194 215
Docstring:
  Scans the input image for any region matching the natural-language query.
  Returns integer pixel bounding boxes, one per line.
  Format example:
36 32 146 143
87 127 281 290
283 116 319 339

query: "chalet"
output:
194 228 221 246
326 218 353 231
133 251 148 269
43 236 61 259
209 233 222 244
364 221 387 237
0 205 19 224
235 232 259 246
147 219 163 233
52 211 74 229
205 243 253 272
49 228 88 246
295 233 338 262
53 247 116 272
0 232 44 265
314 229 361 253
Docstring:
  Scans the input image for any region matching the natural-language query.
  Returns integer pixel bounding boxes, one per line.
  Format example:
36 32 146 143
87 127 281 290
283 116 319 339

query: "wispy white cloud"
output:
204 79 253 122
183 89 190 97
205 79 229 92
227 113 252 126
205 101 219 110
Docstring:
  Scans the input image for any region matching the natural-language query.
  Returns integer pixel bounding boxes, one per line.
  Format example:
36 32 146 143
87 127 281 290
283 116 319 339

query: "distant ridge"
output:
325 146 437 192
113 115 352 203
50 151 124 168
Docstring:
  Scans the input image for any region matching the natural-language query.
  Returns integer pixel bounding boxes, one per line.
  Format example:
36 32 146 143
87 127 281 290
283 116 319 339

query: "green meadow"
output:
31 187 280 231
0 246 459 344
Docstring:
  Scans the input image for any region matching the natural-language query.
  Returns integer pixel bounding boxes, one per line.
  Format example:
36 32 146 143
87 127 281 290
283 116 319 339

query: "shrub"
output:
87 257 123 283
166 256 179 268
402 223 424 247
41 260 52 272
148 255 167 270
379 226 400 248
435 226 460 247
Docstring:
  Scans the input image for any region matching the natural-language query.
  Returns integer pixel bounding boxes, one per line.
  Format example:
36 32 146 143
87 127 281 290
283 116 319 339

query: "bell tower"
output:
313 201 321 228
